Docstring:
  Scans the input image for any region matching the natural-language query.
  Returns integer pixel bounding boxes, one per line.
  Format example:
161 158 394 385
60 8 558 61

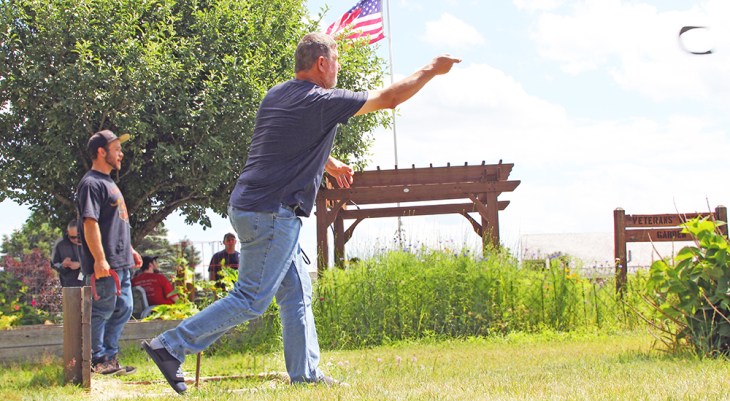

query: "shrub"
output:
0 270 50 327
1 250 60 323
645 217 730 356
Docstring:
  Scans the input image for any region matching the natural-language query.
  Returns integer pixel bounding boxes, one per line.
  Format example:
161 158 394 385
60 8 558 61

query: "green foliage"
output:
145 258 283 355
136 225 202 278
0 213 62 259
206 300 283 356
645 217 730 356
2 249 61 322
0 269 51 327
215 261 238 293
314 248 636 349
144 255 199 320
0 0 388 243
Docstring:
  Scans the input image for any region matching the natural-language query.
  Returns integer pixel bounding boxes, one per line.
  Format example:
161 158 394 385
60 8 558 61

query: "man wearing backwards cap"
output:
76 129 142 376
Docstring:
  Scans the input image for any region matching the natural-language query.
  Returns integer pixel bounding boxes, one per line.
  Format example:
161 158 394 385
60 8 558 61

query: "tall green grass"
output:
314 248 645 349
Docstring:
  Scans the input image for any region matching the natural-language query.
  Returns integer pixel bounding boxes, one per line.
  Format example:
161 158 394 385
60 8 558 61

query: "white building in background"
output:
518 232 691 276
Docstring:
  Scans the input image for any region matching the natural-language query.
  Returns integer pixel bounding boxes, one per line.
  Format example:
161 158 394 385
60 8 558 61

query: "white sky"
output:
2 0 729 273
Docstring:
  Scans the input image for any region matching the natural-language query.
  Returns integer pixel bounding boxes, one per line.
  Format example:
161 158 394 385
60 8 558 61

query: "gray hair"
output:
295 32 337 72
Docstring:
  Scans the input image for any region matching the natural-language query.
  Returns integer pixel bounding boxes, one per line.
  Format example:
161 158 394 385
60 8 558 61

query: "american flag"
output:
325 0 385 45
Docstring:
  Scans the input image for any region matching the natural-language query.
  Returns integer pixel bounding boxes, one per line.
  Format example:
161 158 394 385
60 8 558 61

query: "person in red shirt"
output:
132 256 178 305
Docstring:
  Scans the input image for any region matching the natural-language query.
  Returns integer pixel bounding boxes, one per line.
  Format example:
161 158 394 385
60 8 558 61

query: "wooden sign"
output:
613 206 727 293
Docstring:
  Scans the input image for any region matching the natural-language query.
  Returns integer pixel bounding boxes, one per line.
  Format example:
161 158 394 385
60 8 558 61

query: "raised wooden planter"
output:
0 319 181 363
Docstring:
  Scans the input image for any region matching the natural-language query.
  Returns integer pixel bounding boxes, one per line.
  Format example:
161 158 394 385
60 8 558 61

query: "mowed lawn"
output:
3 331 729 401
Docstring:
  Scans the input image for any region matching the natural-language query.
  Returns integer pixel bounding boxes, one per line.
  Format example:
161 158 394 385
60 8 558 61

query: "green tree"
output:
134 223 201 276
0 213 62 259
0 0 389 245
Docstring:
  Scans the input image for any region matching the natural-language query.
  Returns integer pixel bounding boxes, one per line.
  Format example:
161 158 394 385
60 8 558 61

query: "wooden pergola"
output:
314 161 520 272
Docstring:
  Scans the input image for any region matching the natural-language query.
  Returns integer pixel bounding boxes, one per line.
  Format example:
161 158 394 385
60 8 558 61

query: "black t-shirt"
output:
229 79 367 217
76 170 134 275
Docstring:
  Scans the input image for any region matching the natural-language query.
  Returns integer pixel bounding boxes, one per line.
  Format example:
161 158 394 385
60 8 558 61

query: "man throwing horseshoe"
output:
143 32 460 393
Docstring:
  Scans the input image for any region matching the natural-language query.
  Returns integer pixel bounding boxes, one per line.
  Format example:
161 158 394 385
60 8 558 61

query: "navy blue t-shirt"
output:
230 79 368 217
76 170 134 275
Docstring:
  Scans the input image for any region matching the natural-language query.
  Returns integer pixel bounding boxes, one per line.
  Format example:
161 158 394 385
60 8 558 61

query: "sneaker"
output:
141 340 187 394
92 358 124 375
108 356 137 376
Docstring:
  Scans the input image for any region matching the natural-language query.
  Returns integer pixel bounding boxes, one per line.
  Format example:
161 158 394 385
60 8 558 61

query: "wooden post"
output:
63 286 91 388
81 286 91 388
485 192 500 248
334 214 345 268
716 206 728 236
613 208 627 295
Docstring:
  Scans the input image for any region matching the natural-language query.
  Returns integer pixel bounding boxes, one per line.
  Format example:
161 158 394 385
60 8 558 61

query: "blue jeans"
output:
90 268 133 362
159 205 323 382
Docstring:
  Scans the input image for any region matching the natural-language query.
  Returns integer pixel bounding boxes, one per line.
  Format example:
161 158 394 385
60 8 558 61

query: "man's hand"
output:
132 249 143 268
93 259 112 278
430 54 462 75
63 257 81 270
325 156 354 188
355 54 462 116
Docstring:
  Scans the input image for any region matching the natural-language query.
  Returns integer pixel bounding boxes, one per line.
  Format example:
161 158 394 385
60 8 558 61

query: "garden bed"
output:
0 319 181 363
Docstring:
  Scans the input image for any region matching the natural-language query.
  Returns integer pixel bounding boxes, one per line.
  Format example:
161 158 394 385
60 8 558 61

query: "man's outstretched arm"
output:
355 54 461 116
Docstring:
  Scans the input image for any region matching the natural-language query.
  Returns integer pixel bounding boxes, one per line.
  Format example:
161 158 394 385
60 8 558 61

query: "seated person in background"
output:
208 233 240 287
132 256 178 305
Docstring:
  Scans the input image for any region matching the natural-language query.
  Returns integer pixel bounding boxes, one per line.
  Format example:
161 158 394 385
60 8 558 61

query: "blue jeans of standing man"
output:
90 268 133 362
157 205 323 382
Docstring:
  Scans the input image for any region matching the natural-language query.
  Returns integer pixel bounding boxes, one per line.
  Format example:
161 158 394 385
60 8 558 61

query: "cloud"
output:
513 0 566 12
364 60 730 242
526 0 730 105
421 13 486 48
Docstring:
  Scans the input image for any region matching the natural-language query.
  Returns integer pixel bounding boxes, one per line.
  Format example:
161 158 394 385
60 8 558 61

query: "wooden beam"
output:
343 218 365 243
624 212 717 228
339 201 510 220
625 228 694 242
351 163 514 187
322 199 346 228
460 212 483 236
322 181 520 204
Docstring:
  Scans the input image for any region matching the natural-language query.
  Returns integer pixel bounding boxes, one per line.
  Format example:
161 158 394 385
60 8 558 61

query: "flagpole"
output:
383 0 403 245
